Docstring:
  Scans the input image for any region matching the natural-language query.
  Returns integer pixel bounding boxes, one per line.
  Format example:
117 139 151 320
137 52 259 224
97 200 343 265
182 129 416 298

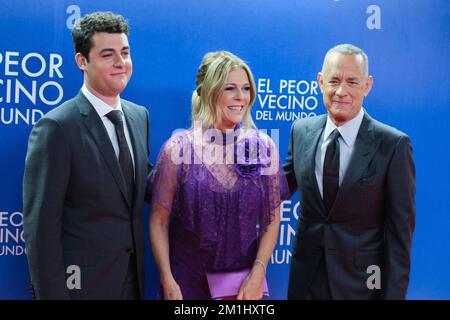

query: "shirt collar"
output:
323 107 365 148
81 85 122 118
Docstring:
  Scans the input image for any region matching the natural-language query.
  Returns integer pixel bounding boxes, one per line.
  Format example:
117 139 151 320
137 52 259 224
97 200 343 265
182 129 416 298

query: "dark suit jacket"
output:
23 91 150 299
285 112 415 299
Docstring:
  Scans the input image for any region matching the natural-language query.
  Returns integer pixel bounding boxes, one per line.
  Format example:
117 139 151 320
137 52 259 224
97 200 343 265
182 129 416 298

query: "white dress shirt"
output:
81 85 135 169
315 107 365 199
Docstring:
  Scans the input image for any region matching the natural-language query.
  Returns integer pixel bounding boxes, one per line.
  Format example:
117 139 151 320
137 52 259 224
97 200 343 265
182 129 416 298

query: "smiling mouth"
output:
227 106 244 111
333 101 350 105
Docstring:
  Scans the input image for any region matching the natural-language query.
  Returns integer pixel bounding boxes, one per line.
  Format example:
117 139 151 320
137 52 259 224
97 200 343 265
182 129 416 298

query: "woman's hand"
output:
236 265 265 300
161 277 183 300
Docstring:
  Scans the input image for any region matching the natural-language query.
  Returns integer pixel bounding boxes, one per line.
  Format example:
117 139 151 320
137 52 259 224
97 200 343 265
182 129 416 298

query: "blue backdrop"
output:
1 0 449 299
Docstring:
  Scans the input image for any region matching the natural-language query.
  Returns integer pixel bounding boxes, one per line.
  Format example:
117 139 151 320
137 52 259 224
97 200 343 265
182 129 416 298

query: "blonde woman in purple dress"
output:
149 51 288 300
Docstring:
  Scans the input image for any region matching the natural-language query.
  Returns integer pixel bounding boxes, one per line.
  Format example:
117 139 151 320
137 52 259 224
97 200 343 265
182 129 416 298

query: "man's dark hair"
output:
71 11 129 61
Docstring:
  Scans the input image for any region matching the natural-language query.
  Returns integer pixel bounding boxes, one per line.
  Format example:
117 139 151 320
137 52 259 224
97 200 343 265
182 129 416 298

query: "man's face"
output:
76 32 132 100
318 52 373 126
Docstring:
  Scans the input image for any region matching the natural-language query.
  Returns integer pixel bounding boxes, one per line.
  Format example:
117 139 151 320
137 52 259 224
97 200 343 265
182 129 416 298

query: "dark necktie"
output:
106 110 134 205
323 129 340 213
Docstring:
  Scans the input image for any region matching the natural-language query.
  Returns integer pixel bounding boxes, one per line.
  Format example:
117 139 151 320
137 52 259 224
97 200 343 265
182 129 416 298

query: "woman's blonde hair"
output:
191 51 256 129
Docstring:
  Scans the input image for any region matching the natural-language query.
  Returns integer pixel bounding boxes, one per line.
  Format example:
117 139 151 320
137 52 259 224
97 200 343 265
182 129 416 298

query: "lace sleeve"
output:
258 133 290 231
149 134 184 213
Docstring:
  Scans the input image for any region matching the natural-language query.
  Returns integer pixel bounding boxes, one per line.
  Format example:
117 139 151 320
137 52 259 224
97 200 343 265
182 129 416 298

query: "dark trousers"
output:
120 254 140 300
306 253 332 300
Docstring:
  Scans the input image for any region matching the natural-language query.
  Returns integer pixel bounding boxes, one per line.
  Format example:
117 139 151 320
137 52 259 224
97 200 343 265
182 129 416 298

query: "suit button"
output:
126 247 135 255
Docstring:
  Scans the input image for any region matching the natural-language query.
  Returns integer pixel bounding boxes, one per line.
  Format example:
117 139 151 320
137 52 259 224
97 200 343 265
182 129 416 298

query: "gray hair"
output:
322 43 369 76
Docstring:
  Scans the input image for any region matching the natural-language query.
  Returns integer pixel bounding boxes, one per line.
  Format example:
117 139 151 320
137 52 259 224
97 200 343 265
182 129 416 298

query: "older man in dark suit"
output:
23 12 150 299
285 44 415 299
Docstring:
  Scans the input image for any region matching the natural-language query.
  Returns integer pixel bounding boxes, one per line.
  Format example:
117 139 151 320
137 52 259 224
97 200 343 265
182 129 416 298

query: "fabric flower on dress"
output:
234 133 269 179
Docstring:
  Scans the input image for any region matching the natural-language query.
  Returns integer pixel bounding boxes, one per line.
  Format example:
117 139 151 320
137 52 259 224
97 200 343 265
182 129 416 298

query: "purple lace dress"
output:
149 125 289 299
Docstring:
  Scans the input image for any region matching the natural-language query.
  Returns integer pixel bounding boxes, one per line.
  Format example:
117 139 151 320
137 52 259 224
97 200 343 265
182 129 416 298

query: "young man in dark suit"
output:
285 44 415 299
23 11 150 299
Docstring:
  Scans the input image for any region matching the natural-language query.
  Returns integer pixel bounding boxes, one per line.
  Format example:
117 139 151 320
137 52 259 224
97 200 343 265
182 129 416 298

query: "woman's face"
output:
217 68 251 130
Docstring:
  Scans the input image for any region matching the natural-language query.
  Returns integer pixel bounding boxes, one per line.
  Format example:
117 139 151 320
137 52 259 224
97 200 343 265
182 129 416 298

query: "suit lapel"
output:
75 92 131 209
329 112 379 217
304 116 329 219
122 102 145 212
